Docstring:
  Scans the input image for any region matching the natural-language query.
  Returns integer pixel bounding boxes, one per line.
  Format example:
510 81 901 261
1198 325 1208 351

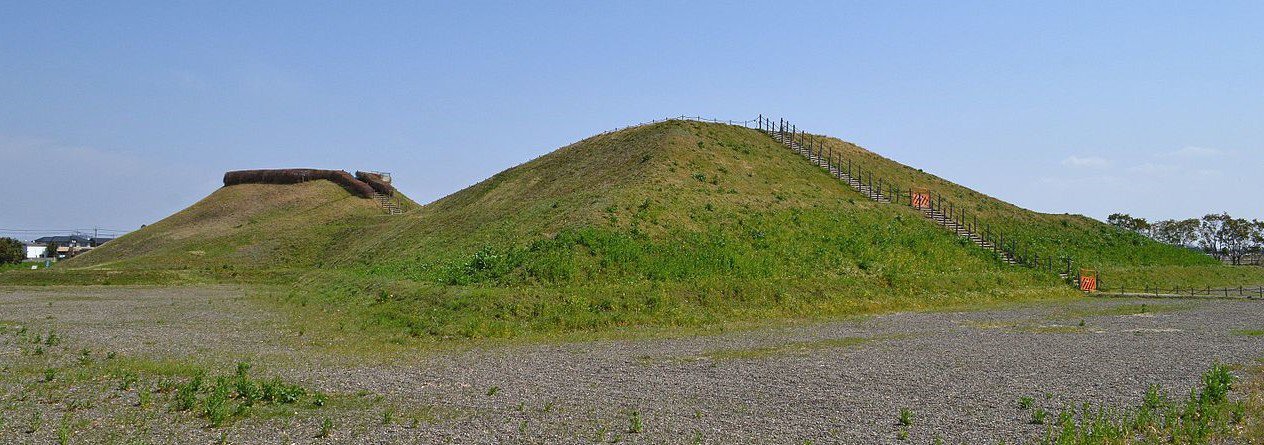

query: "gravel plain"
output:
0 286 1261 444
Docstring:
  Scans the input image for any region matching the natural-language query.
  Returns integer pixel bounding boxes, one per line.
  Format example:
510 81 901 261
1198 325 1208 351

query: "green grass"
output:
1093 265 1264 291
24 120 1257 340
0 262 44 272
1232 329 1264 337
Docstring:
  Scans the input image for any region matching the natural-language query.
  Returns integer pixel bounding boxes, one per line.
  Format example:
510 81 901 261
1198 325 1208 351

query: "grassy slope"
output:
65 181 390 273
806 134 1221 272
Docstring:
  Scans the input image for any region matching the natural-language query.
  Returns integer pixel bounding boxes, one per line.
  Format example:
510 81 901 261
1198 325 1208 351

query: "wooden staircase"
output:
764 127 1023 266
371 192 403 215
919 207 1019 265
770 131 889 202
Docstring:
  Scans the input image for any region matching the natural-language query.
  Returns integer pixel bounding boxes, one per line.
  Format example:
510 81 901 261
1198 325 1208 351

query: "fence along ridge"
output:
753 115 1086 285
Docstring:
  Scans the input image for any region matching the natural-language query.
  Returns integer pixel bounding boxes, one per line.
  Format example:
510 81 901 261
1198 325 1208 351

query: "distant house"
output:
25 244 47 259
29 235 96 259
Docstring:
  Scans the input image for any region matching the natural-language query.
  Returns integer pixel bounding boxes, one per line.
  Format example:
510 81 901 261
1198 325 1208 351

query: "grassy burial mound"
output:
65 180 401 274
35 120 1253 338
302 121 1076 338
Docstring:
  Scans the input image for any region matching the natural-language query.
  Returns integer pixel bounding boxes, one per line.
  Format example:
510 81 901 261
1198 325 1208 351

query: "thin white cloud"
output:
1127 163 1179 175
1060 155 1112 169
1161 146 1225 158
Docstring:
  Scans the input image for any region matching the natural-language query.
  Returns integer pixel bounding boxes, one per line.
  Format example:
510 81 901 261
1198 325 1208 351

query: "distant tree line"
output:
1107 213 1264 265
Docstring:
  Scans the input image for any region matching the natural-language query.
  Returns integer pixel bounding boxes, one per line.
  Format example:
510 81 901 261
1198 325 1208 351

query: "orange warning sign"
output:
1079 269 1098 292
911 190 931 208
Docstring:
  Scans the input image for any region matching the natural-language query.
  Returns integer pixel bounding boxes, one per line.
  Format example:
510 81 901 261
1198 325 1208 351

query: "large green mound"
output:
38 119 1252 338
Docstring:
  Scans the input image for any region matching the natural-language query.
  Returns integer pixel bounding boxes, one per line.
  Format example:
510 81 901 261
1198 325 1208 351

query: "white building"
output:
25 244 47 259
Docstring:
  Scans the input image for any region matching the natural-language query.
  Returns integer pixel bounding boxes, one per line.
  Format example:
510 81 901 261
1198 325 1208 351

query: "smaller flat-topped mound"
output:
68 180 387 270
224 168 376 198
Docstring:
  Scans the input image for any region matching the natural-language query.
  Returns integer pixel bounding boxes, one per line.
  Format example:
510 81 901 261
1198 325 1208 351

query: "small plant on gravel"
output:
138 386 152 408
518 419 527 433
57 413 72 445
693 408 702 419
25 410 42 434
381 407 395 425
897 408 912 426
43 367 57 382
932 435 944 445
317 417 333 438
1055 407 1073 426
260 377 305 403
692 431 703 444
77 349 93 366
1018 396 1035 410
235 379 261 406
486 386 499 396
628 410 643 433
543 399 555 412
116 371 138 390
1030 407 1047 424
896 428 908 441
45 330 59 346
312 391 328 407
204 381 232 427
175 381 199 411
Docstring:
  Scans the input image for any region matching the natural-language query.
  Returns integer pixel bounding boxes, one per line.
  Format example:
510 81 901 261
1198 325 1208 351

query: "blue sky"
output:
2 1 1261 239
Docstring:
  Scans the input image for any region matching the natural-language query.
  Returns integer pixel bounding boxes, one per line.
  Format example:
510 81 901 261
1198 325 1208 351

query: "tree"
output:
1107 213 1133 229
1151 219 1178 244
0 237 23 264
1251 220 1264 265
1219 216 1253 265
1107 213 1151 236
1174 218 1201 247
1198 214 1226 259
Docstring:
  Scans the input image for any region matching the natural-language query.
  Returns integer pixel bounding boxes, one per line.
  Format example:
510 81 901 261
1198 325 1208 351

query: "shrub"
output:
0 237 23 264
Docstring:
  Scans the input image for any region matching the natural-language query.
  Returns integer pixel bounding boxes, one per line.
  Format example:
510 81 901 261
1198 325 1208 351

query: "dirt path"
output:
1 286 1261 444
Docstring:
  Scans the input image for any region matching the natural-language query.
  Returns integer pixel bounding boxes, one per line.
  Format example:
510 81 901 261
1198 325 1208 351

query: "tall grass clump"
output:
1031 364 1248 444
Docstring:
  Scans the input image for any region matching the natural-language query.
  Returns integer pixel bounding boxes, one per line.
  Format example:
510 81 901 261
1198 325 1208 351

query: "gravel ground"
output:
0 286 1261 444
